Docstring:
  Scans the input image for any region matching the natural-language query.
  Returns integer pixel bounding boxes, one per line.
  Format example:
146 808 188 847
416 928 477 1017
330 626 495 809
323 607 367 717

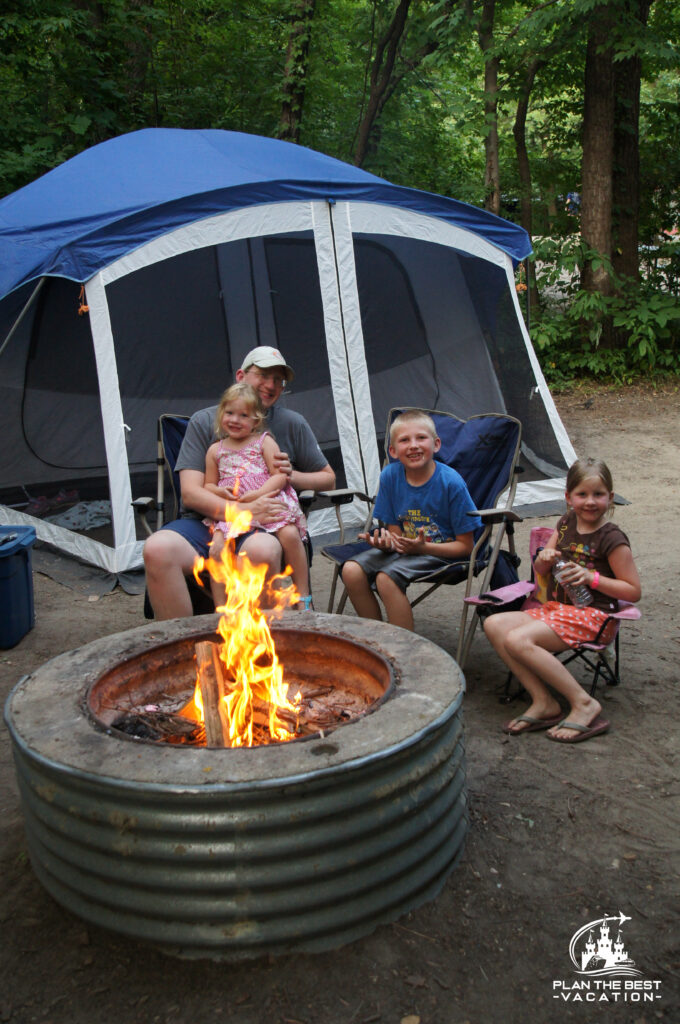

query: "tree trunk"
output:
124 0 153 125
278 0 317 144
580 4 615 299
354 0 412 167
612 0 652 285
478 0 500 215
513 57 544 313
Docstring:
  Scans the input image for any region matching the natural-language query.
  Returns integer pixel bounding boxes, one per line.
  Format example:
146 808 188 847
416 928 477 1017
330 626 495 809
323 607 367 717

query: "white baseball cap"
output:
240 346 294 382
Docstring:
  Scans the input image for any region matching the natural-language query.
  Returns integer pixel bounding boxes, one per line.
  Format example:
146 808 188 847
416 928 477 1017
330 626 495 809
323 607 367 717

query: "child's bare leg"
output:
276 525 309 597
208 531 226 608
376 572 413 630
342 560 382 620
484 613 562 731
485 613 601 736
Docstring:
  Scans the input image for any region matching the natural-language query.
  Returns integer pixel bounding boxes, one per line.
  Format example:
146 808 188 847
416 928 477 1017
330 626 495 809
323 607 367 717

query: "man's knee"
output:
144 529 172 569
240 532 282 572
144 529 196 575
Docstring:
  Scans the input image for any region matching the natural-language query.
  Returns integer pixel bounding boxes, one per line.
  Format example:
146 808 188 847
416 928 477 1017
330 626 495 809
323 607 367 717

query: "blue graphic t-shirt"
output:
373 462 481 543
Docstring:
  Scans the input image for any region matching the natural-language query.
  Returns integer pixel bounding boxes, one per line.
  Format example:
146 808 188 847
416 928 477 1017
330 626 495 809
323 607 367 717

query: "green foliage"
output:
1 0 679 394
530 236 680 386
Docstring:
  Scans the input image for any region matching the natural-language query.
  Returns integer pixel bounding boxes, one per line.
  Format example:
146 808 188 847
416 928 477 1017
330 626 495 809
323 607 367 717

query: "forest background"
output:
1 0 678 386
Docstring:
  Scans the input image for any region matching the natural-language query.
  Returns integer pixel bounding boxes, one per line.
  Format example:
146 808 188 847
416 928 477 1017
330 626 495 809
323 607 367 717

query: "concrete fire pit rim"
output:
4 696 462 795
4 612 465 788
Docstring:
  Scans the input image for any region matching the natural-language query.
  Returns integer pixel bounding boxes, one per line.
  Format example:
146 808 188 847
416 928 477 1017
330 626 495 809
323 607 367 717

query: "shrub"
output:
528 236 680 386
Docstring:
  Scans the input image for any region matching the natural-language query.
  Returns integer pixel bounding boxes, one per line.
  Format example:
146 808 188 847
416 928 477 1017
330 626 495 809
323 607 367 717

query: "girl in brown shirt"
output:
484 458 641 744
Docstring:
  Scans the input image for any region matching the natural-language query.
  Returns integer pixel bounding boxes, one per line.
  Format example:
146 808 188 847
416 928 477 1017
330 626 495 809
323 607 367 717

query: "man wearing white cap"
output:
143 347 335 619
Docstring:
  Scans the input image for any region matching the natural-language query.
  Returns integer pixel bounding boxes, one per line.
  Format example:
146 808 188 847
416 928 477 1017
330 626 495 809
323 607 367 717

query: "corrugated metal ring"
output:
5 612 467 959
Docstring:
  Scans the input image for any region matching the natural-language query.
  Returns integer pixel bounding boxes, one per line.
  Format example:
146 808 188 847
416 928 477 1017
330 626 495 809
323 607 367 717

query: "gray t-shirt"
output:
175 403 328 518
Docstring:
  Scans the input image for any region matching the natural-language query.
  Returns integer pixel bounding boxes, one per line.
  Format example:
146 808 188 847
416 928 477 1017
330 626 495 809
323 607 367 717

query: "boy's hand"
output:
391 527 427 555
358 527 394 551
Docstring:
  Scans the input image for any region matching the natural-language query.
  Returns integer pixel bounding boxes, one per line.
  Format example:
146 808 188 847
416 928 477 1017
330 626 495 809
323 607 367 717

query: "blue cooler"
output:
0 525 36 648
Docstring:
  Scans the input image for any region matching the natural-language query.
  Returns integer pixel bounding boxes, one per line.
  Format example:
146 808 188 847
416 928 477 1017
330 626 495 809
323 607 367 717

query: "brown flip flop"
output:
502 713 565 735
546 716 610 744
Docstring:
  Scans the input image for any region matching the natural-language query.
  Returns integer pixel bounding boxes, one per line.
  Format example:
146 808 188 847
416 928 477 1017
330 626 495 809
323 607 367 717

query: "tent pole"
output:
0 278 45 360
524 256 530 332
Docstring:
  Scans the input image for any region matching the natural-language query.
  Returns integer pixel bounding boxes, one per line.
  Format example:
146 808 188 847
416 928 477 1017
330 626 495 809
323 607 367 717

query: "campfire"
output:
6 605 466 958
111 503 379 748
6 486 469 959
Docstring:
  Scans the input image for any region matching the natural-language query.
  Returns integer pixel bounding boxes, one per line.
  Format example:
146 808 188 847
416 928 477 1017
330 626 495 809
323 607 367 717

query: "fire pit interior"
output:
89 627 394 746
5 612 467 960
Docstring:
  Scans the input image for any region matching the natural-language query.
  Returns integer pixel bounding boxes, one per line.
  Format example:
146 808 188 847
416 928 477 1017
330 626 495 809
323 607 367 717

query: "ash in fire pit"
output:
98 628 392 746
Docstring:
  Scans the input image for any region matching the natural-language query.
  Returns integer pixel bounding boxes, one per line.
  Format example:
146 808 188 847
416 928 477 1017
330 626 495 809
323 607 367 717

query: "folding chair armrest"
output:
298 489 316 514
132 496 157 537
469 507 524 525
464 580 535 606
610 602 641 621
299 488 374 509
303 489 376 545
319 488 374 506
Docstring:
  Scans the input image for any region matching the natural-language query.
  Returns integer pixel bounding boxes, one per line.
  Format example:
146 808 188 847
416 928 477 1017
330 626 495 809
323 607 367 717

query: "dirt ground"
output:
1 384 678 1024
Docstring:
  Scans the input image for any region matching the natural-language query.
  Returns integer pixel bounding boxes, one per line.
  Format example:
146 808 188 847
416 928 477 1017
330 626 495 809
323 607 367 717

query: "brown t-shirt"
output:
548 511 630 612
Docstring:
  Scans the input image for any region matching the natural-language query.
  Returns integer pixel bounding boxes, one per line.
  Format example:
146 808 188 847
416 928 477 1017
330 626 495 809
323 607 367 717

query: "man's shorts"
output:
345 547 461 593
160 518 262 560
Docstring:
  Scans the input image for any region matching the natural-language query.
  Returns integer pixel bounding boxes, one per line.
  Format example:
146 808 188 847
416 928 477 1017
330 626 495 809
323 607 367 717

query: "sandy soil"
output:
1 383 678 1024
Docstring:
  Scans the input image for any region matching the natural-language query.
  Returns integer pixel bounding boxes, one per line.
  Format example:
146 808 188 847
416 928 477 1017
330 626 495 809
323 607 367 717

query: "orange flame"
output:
191 502 301 746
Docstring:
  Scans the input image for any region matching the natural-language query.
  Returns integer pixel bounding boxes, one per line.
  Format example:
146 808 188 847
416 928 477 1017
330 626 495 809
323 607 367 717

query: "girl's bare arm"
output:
570 543 642 603
199 445 236 507
532 529 560 574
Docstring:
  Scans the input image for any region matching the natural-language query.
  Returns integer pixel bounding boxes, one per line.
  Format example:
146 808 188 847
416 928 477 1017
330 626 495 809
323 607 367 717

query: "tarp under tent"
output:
0 128 576 573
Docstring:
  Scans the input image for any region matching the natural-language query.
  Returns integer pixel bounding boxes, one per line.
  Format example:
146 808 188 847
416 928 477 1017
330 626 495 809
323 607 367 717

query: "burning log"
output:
195 641 230 747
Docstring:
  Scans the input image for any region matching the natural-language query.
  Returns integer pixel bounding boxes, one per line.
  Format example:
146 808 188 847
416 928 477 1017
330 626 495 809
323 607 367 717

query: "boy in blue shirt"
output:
342 410 482 630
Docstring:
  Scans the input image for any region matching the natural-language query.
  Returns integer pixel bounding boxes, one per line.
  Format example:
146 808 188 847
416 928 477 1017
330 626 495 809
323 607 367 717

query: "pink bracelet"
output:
591 570 600 588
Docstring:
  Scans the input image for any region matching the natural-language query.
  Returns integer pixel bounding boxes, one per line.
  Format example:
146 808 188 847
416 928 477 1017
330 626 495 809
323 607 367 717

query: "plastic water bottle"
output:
553 559 594 608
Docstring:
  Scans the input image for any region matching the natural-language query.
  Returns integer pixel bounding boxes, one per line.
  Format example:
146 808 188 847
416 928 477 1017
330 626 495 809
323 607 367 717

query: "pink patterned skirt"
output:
524 601 618 648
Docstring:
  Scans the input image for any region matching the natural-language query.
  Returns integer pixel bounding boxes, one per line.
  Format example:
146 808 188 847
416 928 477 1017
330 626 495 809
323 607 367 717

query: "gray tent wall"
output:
0 198 575 572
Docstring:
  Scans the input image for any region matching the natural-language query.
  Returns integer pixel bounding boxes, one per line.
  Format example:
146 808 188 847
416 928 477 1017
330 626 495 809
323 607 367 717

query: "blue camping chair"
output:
134 414 215 617
134 413 192 536
321 408 523 667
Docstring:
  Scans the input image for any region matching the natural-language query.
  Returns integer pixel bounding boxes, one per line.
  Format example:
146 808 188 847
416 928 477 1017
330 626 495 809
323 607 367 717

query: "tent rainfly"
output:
0 128 576 573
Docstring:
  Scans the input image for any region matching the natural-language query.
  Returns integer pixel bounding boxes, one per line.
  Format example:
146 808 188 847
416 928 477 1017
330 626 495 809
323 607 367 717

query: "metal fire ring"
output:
5 611 467 960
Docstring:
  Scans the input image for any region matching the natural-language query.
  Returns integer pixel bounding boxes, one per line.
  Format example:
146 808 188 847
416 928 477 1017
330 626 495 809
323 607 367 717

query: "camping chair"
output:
134 413 191 537
464 525 641 699
133 414 317 619
321 408 524 667
133 414 214 617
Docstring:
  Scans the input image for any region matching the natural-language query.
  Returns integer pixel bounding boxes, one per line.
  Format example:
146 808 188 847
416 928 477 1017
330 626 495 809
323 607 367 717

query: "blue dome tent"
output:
0 128 575 572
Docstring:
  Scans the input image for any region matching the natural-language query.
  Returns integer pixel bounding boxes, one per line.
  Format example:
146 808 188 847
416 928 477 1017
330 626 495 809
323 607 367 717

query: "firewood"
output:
195 641 230 747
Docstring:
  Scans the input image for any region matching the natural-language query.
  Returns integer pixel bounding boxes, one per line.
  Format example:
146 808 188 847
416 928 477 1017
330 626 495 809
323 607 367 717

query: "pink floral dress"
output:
211 432 307 541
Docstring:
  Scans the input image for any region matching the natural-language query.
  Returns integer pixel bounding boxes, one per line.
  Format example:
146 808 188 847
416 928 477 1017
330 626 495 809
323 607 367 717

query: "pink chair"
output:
465 525 641 699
